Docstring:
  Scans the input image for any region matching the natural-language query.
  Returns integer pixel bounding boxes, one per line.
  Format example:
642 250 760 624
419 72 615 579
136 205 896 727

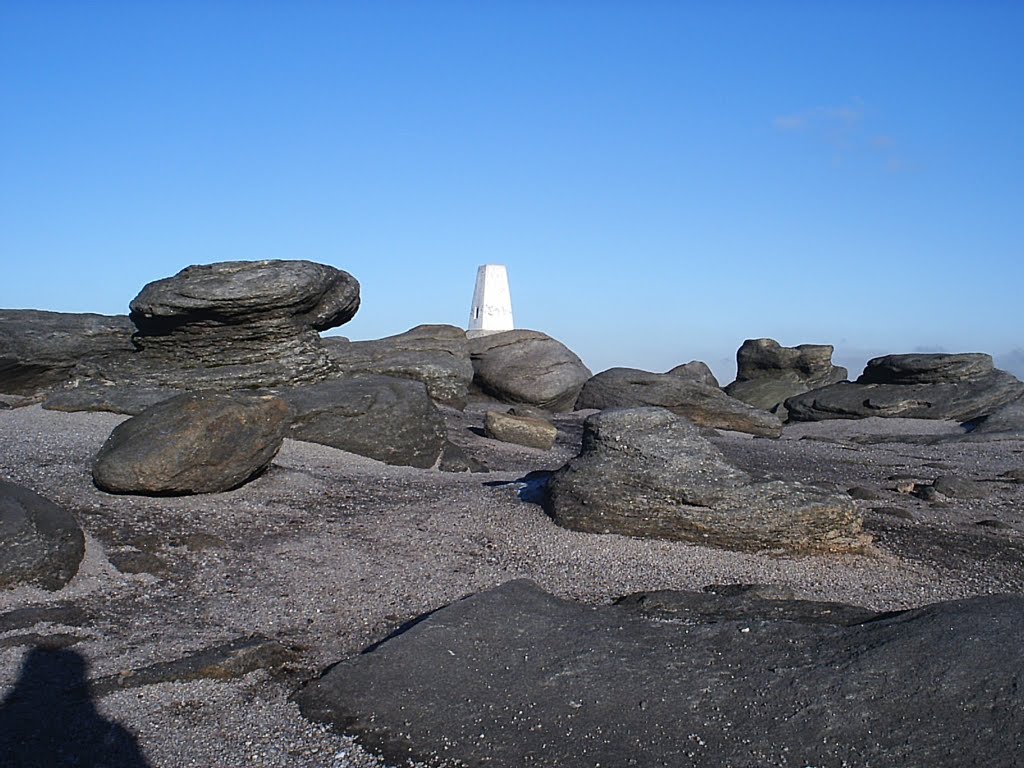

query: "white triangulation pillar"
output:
467 264 514 336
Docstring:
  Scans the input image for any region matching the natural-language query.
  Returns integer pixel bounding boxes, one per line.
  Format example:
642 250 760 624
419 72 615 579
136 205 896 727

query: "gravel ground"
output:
2 403 1023 767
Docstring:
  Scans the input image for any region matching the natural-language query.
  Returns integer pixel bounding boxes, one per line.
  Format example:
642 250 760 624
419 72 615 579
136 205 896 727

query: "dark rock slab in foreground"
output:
469 330 592 412
0 481 85 590
0 310 135 395
279 376 447 469
576 367 783 437
786 353 1024 422
545 408 864 552
323 324 473 409
297 580 1024 768
92 391 290 495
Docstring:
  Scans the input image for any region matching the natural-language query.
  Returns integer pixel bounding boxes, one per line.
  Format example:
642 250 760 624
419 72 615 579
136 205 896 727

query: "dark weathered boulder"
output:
545 408 864 552
665 360 720 388
0 481 85 590
323 325 472 409
484 411 557 450
296 579 1024 768
279 376 447 469
962 398 1024 440
576 367 783 437
42 384 182 415
92 392 290 495
0 310 135 395
724 338 847 413
786 353 1024 422
127 260 360 388
468 330 591 412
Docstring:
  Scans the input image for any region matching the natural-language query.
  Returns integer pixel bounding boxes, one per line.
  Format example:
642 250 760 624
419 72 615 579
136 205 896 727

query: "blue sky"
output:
2 1 1022 381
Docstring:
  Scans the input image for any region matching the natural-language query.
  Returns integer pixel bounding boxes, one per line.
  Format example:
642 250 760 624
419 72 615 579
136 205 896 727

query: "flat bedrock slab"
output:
42 383 183 415
483 410 557 450
278 375 448 469
786 353 1024 422
126 259 361 388
0 310 136 395
724 338 848 413
545 407 864 552
0 481 85 590
468 329 592 412
323 324 473 409
576 367 783 437
92 391 291 495
296 579 1024 768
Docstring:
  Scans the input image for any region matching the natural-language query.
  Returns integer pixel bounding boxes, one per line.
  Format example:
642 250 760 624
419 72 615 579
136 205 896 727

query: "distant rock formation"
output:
545 407 865 552
92 392 290 495
126 259 360 389
323 324 473 409
665 360 721 388
786 353 1024 422
0 310 135 395
0 480 85 590
725 338 847 415
576 367 783 438
469 330 591 412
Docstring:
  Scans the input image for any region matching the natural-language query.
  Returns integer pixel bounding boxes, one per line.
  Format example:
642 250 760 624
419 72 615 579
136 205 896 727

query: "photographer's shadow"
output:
0 646 151 767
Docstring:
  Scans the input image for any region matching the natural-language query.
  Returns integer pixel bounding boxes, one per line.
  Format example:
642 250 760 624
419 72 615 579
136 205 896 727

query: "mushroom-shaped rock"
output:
576 367 783 438
128 260 360 388
786 353 1024 422
0 481 85 590
93 392 291 495
545 407 866 553
725 338 847 413
468 330 591 412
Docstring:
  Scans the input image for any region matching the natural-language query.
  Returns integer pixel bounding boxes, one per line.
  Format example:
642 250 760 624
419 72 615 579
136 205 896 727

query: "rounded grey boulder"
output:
0 481 85 590
93 391 291 495
469 330 591 412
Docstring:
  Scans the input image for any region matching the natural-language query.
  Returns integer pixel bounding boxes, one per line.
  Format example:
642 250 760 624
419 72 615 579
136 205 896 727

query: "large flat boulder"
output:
576 367 783 437
786 353 1024 422
92 392 291 495
0 481 85 590
278 376 447 469
296 579 1024 768
545 407 864 552
127 260 360 388
0 310 135 395
469 330 591 412
323 324 473 409
725 338 847 414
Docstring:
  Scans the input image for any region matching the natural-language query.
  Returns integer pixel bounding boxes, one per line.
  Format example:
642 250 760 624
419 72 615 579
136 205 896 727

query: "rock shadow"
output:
0 647 151 768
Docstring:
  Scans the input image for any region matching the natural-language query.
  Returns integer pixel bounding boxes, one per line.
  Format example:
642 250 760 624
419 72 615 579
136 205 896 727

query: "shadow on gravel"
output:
0 647 151 768
482 470 552 505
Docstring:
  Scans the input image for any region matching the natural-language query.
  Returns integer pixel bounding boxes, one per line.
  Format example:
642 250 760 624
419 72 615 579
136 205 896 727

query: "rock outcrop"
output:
468 330 591 412
575 367 783 438
42 384 182 415
786 353 1024 422
962 397 1024 441
545 407 865 552
323 324 472 409
279 376 447 469
0 310 135 395
725 338 847 414
127 260 360 388
92 392 290 495
0 481 85 590
296 579 1023 768
665 360 720 388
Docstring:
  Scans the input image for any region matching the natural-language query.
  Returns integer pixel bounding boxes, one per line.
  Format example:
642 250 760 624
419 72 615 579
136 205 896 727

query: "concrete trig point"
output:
467 264 514 337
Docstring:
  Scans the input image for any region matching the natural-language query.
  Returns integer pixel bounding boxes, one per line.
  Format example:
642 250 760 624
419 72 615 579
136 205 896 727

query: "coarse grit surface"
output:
1 404 1023 766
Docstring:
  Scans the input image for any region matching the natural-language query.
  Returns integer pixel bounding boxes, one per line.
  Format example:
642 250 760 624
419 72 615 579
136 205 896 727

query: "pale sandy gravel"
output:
1 404 1021 767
